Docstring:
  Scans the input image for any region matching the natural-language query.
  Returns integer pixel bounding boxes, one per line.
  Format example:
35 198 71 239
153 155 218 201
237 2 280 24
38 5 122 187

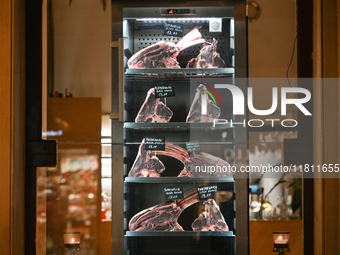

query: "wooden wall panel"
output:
0 0 13 254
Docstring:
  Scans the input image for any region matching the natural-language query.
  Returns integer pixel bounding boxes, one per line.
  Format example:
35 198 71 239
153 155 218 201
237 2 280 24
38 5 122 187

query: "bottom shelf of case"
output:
124 232 235 255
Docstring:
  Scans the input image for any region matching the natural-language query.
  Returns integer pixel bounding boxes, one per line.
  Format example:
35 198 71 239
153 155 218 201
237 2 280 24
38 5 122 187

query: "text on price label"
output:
164 186 184 201
145 137 165 151
164 23 184 37
197 185 218 200
155 85 175 98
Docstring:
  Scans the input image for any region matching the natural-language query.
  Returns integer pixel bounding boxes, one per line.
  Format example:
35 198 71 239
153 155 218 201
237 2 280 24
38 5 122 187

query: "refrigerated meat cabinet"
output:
111 1 248 254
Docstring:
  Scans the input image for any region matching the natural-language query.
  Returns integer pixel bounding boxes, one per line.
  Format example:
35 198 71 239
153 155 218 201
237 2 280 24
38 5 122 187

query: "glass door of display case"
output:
111 1 248 254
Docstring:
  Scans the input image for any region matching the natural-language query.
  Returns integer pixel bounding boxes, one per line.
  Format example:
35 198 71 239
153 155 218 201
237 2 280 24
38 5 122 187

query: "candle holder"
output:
64 232 81 255
272 231 290 255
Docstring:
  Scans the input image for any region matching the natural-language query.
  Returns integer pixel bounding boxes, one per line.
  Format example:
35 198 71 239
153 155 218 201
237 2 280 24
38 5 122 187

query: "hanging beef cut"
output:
129 187 200 231
186 84 221 123
127 27 205 69
191 198 229 231
186 38 226 68
128 139 232 177
135 88 173 123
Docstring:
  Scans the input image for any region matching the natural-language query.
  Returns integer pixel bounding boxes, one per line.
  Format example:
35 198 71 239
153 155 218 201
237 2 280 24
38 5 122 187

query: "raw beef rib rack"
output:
129 187 200 231
128 139 233 177
127 27 205 69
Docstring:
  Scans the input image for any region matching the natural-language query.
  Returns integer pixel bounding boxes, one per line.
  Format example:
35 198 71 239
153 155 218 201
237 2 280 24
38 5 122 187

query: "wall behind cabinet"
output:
52 0 112 113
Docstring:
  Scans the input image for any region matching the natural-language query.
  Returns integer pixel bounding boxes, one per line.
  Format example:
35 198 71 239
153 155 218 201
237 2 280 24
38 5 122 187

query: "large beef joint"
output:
178 152 233 178
127 27 205 69
129 188 200 231
128 138 165 177
191 198 229 231
135 88 173 123
186 38 226 68
128 139 233 177
186 84 221 123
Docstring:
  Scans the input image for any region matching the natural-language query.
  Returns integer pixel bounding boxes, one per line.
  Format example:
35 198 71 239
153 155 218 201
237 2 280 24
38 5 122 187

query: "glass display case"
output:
111 1 248 254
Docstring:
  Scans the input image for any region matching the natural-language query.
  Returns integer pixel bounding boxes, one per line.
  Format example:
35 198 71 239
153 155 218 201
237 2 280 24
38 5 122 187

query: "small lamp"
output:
273 231 290 255
64 232 81 254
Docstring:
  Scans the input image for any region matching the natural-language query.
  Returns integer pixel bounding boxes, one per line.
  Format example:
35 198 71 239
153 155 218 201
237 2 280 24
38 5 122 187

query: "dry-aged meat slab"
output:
191 198 229 231
128 139 232 177
135 88 173 123
127 27 205 69
128 138 166 177
178 152 232 178
186 84 221 122
186 39 226 68
129 187 200 231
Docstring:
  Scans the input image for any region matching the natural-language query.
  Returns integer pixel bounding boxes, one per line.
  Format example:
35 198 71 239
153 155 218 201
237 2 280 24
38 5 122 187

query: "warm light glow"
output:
71 238 75 243
273 232 290 244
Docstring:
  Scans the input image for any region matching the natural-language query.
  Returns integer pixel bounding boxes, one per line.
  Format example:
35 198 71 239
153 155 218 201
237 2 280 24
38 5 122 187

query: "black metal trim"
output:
25 0 58 254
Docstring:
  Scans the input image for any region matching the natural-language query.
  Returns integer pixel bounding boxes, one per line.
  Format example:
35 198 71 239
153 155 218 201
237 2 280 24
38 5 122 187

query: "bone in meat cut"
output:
127 27 205 69
177 152 233 178
186 84 221 122
128 138 166 177
128 139 188 177
186 38 226 68
128 139 233 178
129 187 200 231
191 198 228 231
135 88 173 123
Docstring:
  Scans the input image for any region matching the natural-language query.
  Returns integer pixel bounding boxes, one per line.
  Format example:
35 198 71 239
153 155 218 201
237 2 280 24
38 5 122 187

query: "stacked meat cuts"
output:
186 39 226 68
135 88 173 123
191 199 228 231
128 139 232 178
128 27 205 69
186 84 221 122
129 187 200 231
129 188 228 232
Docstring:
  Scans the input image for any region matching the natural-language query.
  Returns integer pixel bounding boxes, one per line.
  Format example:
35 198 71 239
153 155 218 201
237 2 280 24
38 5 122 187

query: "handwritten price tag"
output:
155 85 175 98
164 186 184 201
145 137 165 151
186 141 201 153
164 23 184 37
197 185 218 200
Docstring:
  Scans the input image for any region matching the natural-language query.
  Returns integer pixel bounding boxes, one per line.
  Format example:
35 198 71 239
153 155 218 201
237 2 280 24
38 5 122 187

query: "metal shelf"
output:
125 68 235 81
126 67 234 75
125 177 235 184
123 122 233 131
125 231 235 237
